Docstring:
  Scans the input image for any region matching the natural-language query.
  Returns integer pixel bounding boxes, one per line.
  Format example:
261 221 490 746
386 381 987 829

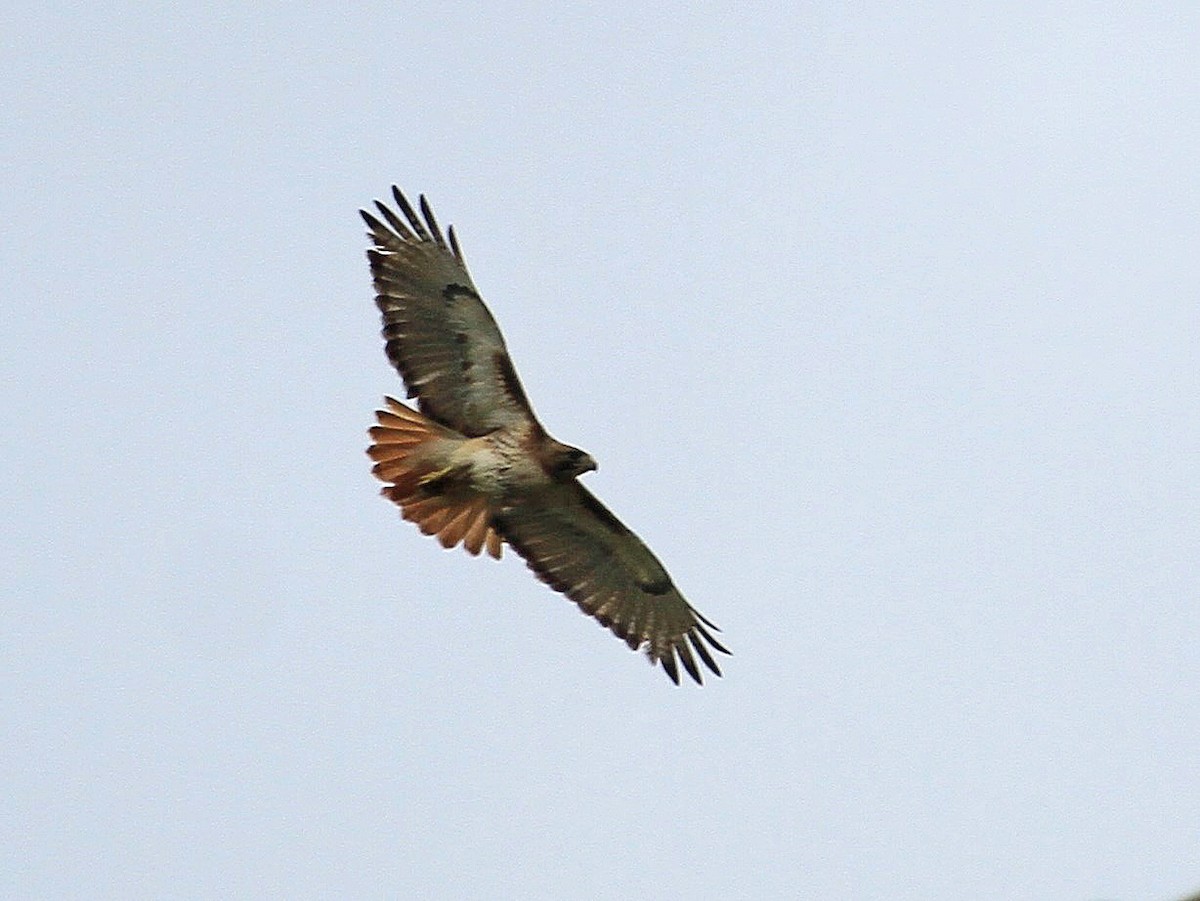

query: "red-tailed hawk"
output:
363 188 729 684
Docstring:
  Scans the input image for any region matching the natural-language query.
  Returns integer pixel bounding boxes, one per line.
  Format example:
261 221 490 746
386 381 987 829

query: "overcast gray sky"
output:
5 3 1198 899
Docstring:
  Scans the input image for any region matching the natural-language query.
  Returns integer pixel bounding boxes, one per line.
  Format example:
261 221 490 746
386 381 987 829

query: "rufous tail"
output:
367 397 503 559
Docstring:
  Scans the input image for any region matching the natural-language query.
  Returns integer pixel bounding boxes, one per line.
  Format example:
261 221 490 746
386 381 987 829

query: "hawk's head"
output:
548 443 598 480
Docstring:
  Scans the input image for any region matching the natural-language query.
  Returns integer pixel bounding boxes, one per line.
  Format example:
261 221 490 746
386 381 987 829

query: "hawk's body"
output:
363 188 728 684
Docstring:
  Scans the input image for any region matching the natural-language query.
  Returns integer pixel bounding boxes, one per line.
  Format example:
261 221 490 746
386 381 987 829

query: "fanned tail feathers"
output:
367 397 503 559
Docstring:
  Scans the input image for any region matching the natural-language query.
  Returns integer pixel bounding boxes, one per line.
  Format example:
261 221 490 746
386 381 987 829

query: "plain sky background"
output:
4 3 1198 899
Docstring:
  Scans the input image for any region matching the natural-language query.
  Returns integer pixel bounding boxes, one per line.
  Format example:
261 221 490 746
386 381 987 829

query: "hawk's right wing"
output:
361 188 540 438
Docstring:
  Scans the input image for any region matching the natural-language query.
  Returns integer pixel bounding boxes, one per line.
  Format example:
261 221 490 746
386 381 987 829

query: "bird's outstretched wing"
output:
494 482 730 684
361 188 539 437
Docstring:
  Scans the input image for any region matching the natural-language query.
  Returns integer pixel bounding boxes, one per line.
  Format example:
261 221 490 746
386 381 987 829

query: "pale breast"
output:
460 427 549 497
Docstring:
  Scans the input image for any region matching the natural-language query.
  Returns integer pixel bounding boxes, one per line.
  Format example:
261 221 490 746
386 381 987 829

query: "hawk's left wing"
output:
494 482 730 684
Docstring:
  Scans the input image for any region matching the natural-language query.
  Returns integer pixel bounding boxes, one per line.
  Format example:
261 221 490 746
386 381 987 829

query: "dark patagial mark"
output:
576 488 632 537
495 352 533 414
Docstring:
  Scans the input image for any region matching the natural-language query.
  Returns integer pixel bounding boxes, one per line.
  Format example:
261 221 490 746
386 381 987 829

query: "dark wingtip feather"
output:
660 650 681 685
419 194 447 248
373 199 414 240
390 186 428 240
676 640 702 685
448 224 464 261
689 631 721 676
694 621 731 656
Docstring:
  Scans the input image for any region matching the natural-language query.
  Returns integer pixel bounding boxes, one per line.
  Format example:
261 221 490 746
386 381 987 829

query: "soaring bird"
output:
362 188 728 684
